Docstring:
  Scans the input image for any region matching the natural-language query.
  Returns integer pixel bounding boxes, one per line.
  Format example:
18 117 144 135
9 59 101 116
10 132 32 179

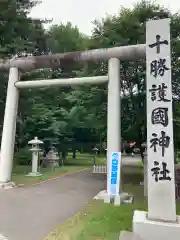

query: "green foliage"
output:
14 148 32 165
88 0 180 149
0 0 46 57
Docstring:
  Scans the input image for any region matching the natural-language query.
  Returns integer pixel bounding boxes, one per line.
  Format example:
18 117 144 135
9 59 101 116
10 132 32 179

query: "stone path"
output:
0 169 105 240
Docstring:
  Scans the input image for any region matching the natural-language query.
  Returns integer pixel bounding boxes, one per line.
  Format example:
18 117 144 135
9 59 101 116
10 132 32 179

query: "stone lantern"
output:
27 137 43 177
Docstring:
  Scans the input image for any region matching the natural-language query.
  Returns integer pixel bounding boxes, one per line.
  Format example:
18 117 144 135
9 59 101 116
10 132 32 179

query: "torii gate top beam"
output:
0 44 146 71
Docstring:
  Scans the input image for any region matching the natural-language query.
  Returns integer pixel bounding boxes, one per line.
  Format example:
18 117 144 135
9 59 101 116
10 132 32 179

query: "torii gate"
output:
0 43 145 189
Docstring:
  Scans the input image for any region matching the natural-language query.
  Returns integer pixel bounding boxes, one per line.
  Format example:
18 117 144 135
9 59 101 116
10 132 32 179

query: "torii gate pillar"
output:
0 67 19 185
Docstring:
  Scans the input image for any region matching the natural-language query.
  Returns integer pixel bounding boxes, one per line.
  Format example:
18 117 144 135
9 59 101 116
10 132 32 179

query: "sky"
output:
30 0 179 35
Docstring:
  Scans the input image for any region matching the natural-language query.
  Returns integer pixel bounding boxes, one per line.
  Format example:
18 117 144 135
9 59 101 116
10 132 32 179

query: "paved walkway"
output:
0 169 105 240
122 155 140 166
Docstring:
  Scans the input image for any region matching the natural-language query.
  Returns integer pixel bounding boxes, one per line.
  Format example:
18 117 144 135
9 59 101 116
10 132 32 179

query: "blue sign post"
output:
107 152 121 196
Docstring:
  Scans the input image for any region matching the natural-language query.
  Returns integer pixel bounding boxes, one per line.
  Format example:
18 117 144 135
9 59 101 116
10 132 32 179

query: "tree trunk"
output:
72 149 76 159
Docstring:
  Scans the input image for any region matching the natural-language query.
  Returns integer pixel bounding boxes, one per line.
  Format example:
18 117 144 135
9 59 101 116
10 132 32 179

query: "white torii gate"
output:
0 44 145 188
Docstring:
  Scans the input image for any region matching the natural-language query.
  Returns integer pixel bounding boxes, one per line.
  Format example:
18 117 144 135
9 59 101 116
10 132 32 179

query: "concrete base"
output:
93 190 107 200
26 172 42 177
133 210 180 240
114 195 121 205
93 190 133 205
0 181 16 189
119 231 143 240
104 194 111 203
0 233 8 240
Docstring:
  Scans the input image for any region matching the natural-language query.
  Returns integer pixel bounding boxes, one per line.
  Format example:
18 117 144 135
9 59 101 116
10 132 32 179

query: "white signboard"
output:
146 18 176 222
107 152 121 196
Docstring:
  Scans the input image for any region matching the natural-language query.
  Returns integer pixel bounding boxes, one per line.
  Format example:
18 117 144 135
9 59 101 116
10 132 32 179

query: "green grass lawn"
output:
44 166 180 240
64 152 106 166
12 165 87 186
12 152 99 186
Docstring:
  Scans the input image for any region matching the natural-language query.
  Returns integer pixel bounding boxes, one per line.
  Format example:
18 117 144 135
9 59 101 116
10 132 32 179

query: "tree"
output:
82 0 180 155
0 0 45 57
17 23 90 153
0 0 48 141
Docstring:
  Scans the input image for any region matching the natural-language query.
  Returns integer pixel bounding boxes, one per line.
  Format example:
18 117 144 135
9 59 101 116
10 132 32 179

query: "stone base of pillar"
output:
139 182 147 197
119 231 143 240
0 181 16 189
133 210 180 240
93 190 133 205
26 172 42 177
0 233 8 240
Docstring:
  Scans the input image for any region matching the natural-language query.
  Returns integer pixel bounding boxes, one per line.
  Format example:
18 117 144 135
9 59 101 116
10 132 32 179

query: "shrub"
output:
14 147 32 165
137 161 143 167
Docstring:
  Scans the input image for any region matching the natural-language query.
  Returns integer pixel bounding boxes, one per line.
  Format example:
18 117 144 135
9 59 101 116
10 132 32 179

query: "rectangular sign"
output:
146 18 176 222
108 152 121 196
